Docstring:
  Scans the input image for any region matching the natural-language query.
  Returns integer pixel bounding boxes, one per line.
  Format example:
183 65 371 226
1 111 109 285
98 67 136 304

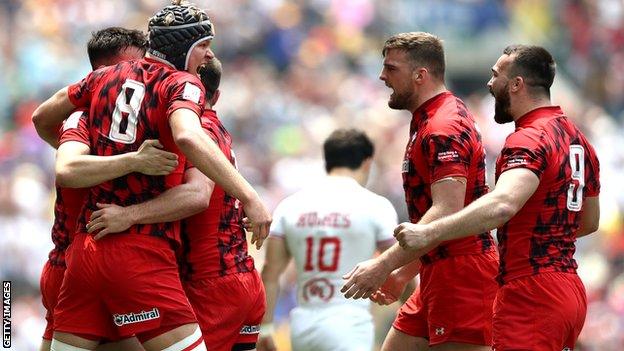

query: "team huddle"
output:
31 1 600 351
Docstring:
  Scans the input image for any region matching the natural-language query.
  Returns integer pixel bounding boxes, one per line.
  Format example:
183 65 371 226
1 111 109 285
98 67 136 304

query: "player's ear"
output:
412 67 427 84
511 76 523 92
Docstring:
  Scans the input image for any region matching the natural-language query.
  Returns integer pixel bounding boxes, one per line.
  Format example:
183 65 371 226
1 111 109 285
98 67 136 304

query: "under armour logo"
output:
562 348 572 351
435 327 445 336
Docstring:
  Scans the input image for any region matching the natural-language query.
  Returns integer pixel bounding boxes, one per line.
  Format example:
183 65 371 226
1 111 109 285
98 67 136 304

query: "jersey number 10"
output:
304 237 341 272
108 79 146 144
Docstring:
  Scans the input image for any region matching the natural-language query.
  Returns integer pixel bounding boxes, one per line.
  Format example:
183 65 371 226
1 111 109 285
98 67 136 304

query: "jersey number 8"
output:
108 79 146 144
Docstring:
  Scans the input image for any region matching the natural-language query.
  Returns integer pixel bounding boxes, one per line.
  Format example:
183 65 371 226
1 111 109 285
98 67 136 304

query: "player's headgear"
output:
148 0 214 71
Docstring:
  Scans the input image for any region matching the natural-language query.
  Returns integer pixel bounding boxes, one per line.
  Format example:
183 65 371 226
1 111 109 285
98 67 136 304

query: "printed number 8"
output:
108 79 145 144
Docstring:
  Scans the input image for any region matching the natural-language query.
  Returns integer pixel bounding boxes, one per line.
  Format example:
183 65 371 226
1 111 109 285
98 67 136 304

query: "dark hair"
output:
87 27 147 69
198 58 222 101
323 129 374 173
382 32 445 81
503 45 556 97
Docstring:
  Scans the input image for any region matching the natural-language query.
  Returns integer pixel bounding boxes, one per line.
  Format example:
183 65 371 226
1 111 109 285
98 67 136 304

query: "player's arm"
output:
87 168 213 239
342 178 466 299
395 168 539 250
576 196 600 238
170 108 271 248
55 139 179 188
32 87 76 148
258 236 291 351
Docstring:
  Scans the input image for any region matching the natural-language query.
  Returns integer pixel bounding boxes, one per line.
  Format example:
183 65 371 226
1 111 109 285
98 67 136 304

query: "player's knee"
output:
50 339 93 351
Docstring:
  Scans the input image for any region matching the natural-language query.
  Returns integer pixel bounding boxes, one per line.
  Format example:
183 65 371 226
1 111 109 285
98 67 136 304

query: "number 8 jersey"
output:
494 106 600 285
63 58 206 244
270 176 398 308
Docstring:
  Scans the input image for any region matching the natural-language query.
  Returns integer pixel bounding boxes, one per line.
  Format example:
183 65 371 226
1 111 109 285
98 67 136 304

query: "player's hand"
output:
87 203 133 240
369 272 408 306
256 335 277 351
133 139 179 176
242 197 272 250
341 258 392 300
393 222 437 251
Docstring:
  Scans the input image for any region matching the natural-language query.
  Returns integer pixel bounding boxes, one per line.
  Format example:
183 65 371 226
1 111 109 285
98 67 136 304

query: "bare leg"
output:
381 327 429 351
97 338 144 351
141 323 205 351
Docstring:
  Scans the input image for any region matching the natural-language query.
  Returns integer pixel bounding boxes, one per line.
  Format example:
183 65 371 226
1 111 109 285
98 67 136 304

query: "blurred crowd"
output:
0 0 622 350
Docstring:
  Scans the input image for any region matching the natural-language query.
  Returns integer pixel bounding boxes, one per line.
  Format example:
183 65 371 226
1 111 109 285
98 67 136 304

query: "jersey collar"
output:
515 106 564 128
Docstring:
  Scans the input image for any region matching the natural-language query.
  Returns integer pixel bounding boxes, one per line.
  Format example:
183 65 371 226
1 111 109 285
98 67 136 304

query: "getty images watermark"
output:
2 281 10 348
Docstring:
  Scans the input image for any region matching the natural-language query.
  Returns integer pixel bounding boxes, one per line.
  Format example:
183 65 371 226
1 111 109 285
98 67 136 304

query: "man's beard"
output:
388 90 413 110
492 84 513 124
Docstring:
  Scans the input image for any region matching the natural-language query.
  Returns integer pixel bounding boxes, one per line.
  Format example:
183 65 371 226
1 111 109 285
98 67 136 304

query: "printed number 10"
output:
304 237 341 272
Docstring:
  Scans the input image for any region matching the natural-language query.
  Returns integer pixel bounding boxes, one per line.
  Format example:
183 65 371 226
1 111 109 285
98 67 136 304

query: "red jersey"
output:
494 106 600 285
403 92 494 263
49 111 89 267
179 110 254 280
61 58 205 244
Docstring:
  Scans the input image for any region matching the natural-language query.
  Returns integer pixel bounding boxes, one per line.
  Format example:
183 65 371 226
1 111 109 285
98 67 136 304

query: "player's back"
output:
179 110 254 280
495 106 600 284
67 57 206 242
273 176 397 309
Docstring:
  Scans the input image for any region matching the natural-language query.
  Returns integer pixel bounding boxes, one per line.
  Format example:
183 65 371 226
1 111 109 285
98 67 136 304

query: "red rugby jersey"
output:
179 109 254 280
495 106 600 285
403 92 495 263
61 58 205 244
49 110 89 267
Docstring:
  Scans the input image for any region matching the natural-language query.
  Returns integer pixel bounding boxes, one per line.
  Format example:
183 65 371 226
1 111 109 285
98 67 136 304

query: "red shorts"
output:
54 233 197 340
183 270 266 351
393 251 498 346
493 272 587 351
40 261 65 340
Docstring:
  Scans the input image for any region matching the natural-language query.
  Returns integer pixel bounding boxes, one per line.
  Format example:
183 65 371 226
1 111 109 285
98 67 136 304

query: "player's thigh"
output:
51 332 99 350
141 323 204 351
97 338 144 351
40 339 51 351
381 327 429 351
430 342 490 351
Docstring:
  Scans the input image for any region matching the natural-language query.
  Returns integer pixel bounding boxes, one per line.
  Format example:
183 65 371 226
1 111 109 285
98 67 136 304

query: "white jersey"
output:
270 176 398 310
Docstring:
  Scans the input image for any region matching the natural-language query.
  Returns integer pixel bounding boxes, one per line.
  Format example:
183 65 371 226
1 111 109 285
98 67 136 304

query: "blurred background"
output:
1 0 623 349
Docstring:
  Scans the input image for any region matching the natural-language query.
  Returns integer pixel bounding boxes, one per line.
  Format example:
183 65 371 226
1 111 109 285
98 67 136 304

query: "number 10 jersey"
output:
270 176 398 308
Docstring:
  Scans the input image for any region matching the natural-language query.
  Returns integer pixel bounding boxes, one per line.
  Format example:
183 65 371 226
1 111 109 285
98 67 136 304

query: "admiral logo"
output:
113 308 160 327
240 325 260 335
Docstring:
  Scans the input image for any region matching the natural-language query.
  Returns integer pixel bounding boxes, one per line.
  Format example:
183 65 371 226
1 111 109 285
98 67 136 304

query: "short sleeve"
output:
372 197 398 248
498 131 548 179
67 68 107 108
59 109 90 147
423 132 471 182
269 200 288 239
163 72 206 119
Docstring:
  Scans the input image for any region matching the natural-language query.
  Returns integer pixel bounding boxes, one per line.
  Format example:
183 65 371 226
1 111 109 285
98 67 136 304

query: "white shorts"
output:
290 304 373 351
